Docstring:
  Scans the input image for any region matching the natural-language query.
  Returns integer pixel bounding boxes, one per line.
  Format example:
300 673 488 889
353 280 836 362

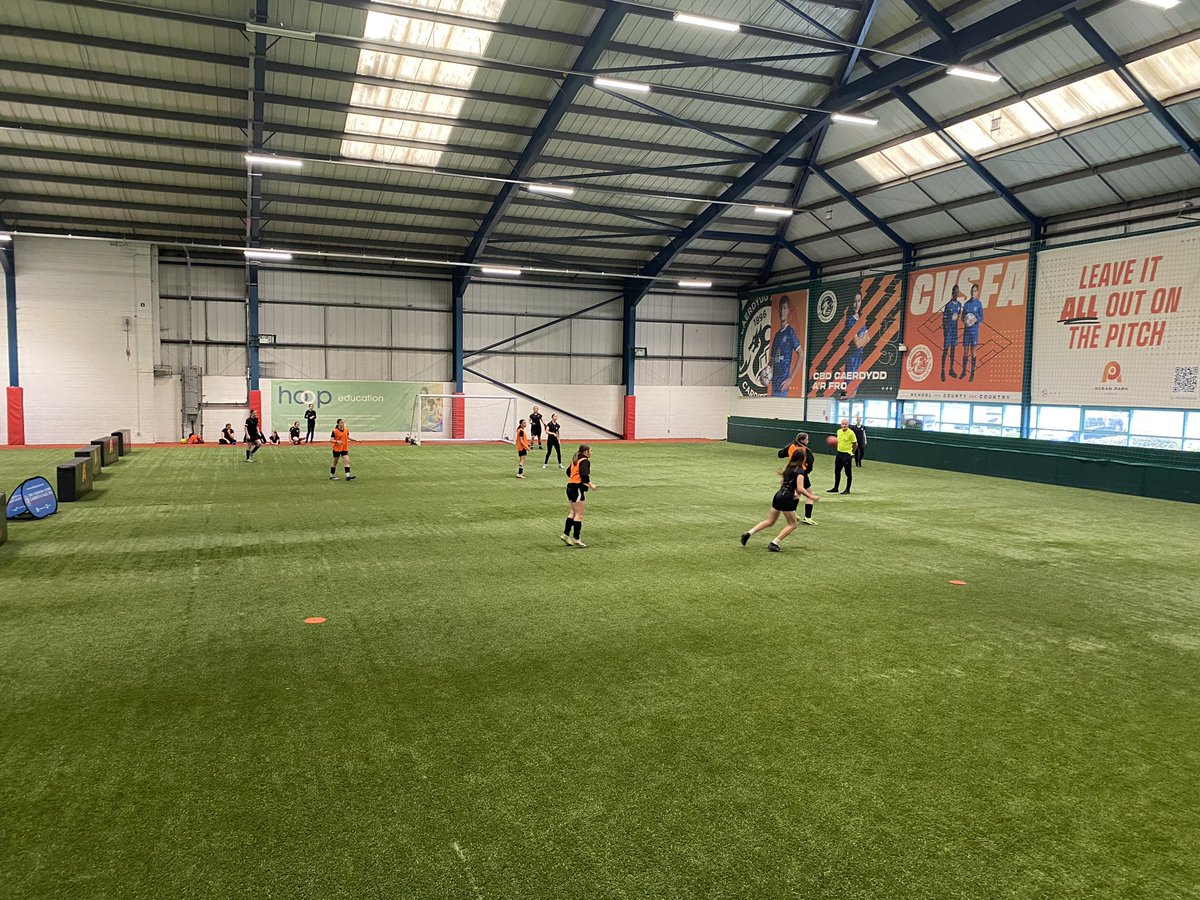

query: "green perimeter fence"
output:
728 416 1200 504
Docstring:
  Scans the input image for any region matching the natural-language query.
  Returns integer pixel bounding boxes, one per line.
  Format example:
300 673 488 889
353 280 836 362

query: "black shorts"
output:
772 488 799 512
518 450 527 459
531 425 542 436
332 450 348 459
567 483 587 503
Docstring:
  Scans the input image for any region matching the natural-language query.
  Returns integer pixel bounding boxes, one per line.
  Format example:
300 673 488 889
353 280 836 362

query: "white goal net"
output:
408 393 517 444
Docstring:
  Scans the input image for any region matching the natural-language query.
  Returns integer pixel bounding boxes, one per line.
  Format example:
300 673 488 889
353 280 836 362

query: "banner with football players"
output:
1032 230 1200 409
736 288 808 397
806 273 903 399
899 253 1030 402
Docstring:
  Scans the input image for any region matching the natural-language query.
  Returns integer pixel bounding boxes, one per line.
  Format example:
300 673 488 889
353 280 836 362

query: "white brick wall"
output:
17 237 158 444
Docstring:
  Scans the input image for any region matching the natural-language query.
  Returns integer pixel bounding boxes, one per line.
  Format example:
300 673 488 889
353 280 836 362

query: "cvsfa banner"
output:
1032 230 1200 409
807 273 903 399
736 288 808 397
271 381 445 434
6 477 58 520
900 253 1029 402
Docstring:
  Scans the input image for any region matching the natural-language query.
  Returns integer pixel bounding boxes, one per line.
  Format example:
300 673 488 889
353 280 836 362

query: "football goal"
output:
408 393 517 445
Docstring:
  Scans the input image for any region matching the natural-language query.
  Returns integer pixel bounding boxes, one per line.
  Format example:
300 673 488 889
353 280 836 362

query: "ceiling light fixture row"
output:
668 7 1004 84
236 244 715 288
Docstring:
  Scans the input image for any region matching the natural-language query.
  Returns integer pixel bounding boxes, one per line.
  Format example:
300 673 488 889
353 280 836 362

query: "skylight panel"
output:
880 134 957 176
341 1 506 167
1126 38 1200 98
849 39 1200 187
1027 70 1138 129
944 101 1051 155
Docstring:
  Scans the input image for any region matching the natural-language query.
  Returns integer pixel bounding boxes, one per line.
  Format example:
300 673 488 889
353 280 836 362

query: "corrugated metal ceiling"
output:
0 0 1196 286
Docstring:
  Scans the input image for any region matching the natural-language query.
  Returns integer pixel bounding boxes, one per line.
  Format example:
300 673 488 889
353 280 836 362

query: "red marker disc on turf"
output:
304 616 326 624
948 580 967 586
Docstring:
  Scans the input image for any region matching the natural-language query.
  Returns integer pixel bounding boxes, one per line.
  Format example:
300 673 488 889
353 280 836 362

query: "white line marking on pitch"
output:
453 842 484 900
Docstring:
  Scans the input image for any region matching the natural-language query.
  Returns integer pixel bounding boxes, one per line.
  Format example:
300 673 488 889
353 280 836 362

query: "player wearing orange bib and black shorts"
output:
330 419 356 481
515 419 531 478
562 444 595 547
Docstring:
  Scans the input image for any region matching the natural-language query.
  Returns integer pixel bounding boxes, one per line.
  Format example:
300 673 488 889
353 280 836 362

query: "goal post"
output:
408 393 517 445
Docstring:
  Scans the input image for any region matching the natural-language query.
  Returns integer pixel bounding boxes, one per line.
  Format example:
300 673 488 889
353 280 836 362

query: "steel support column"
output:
452 270 466 392
245 0 268 393
2 239 15 388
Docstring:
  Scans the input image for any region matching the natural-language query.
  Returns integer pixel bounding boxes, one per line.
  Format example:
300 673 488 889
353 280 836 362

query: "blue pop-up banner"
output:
5 477 59 520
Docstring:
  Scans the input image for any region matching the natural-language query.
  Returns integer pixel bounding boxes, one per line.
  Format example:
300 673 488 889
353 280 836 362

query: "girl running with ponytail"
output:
741 449 819 551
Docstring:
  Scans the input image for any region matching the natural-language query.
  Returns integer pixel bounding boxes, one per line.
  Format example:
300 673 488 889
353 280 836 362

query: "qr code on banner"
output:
1173 366 1198 394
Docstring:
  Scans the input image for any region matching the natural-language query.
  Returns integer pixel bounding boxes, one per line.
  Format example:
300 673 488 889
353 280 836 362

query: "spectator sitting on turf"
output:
269 430 281 445
219 423 237 445
289 422 302 445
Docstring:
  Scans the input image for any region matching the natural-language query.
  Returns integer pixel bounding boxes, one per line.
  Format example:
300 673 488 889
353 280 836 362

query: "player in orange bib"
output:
562 444 596 547
515 418 531 478
330 419 356 481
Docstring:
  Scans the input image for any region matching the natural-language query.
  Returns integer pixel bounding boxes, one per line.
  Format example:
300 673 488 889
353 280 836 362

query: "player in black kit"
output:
244 411 264 461
529 406 544 449
542 414 562 468
742 449 819 551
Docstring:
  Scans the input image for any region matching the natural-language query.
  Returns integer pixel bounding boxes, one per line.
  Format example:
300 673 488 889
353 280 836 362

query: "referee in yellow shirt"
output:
828 418 857 494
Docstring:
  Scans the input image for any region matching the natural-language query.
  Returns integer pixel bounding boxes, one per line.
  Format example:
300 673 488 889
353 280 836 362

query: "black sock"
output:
573 521 582 540
564 517 574 535
344 467 351 475
331 466 336 475
805 503 813 518
518 465 524 475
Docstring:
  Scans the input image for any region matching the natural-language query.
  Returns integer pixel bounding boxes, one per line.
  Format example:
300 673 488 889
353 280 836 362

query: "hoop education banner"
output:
1032 230 1200 409
270 381 445 434
736 288 808 397
899 253 1029 402
807 273 902 399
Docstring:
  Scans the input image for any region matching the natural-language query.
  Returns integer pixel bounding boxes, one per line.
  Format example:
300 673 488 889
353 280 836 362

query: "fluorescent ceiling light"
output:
526 184 576 197
0 234 10 242
593 77 651 93
244 249 293 262
673 12 740 32
754 206 794 218
947 65 1003 83
245 22 317 41
1129 0 1180 8
831 112 879 126
481 266 522 276
677 279 712 288
244 154 304 169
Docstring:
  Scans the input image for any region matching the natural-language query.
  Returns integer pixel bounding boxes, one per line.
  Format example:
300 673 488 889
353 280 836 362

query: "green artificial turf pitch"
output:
1 441 1197 899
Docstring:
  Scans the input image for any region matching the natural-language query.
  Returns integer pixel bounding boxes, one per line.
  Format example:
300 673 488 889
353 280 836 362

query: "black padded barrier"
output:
91 435 119 466
57 459 93 502
75 446 101 478
0 493 6 546
111 429 131 456
728 417 1200 504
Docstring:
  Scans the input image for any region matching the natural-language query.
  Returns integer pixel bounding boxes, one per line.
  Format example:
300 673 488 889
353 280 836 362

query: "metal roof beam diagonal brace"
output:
1064 9 1200 168
889 87 1041 226
898 0 956 44
460 4 627 278
809 164 910 251
632 0 1079 305
758 0 882 284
